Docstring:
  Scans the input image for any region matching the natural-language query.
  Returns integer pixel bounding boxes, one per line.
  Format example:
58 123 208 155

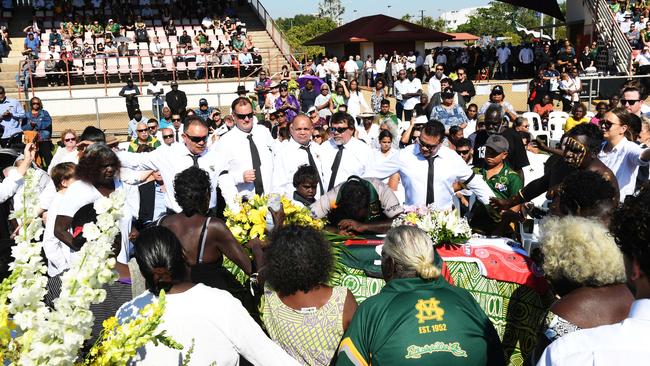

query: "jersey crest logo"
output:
415 297 445 323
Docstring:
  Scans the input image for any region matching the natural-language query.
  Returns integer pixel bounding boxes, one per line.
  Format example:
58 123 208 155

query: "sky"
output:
261 0 493 23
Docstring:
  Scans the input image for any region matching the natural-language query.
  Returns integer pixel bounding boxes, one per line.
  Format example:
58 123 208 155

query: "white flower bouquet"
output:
391 205 472 245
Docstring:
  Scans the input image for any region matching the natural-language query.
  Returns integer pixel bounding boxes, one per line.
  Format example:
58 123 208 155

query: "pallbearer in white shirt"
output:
212 97 274 202
366 121 494 208
320 112 373 191
271 115 325 197
117 116 231 213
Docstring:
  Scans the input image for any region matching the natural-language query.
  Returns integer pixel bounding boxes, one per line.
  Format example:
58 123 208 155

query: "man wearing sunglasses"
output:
211 97 274 202
620 86 647 117
367 121 494 208
128 121 161 152
320 112 373 191
118 116 230 214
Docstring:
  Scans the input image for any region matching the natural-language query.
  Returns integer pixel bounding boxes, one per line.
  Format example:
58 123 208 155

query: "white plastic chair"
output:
522 112 542 133
548 118 566 147
548 111 569 121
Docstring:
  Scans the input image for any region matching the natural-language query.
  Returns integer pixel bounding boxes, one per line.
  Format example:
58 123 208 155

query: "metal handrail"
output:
246 0 298 70
584 0 633 74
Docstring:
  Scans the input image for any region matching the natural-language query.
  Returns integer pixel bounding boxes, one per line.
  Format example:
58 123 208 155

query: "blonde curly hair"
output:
540 216 626 287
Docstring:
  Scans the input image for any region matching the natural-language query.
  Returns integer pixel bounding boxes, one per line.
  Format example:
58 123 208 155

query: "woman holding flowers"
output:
117 226 301 365
159 166 266 319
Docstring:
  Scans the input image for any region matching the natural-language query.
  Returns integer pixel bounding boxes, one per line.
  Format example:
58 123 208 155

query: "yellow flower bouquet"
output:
224 194 326 244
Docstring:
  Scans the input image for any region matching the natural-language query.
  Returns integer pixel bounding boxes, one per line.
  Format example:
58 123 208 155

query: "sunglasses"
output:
235 112 254 120
312 134 322 139
436 68 444 71
621 99 640 105
136 128 148 133
457 73 465 76
419 141 441 151
185 134 208 143
329 126 349 134
456 149 470 155
147 126 157 130
172 118 182 121
64 137 76 142
162 134 174 139
599 119 621 130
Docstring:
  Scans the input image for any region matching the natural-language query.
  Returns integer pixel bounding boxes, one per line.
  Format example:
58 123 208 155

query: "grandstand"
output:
0 0 292 111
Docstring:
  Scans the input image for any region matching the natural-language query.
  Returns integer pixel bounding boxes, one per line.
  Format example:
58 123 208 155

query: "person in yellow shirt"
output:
564 103 590 132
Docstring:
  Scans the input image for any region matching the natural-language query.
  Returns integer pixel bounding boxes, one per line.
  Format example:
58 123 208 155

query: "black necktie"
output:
175 128 179 142
426 156 437 205
248 134 264 195
328 145 344 191
300 145 324 195
188 154 199 167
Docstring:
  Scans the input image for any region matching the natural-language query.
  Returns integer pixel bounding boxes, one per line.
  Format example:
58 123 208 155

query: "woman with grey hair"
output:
335 226 505 366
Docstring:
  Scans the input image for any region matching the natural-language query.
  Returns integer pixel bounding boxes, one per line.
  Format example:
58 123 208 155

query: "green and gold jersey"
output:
335 277 505 366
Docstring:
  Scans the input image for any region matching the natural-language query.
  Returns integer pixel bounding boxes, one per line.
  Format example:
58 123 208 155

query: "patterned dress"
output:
263 286 347 366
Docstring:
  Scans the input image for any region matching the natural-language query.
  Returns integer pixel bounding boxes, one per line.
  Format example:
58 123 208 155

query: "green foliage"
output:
454 1 567 41
287 17 338 56
276 14 320 32
401 14 447 32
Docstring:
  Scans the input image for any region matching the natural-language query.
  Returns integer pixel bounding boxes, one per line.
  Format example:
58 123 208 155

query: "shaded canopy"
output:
499 0 564 20
304 14 452 46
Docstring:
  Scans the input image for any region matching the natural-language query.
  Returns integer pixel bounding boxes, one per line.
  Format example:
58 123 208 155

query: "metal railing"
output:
17 49 308 98
247 0 299 70
24 91 248 136
584 0 633 74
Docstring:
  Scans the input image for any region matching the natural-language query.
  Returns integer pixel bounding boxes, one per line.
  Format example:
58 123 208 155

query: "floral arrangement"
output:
83 291 182 365
223 194 326 244
1 169 45 363
0 169 179 365
392 205 472 245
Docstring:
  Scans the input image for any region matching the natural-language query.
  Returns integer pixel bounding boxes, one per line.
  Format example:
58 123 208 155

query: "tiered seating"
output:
30 18 258 85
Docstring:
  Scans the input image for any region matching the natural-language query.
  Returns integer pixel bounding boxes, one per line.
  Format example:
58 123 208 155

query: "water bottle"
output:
265 193 281 232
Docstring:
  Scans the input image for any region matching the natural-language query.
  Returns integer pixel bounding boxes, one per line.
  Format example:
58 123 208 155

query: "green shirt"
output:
128 136 161 152
107 23 121 34
473 162 522 200
335 277 505 366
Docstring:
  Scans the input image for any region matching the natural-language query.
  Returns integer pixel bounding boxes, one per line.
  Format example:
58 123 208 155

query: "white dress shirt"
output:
496 47 511 64
320 137 373 190
427 74 447 98
357 123 380 148
211 123 275 201
519 47 534 64
598 139 648 200
271 139 325 197
399 78 422 111
118 143 229 212
538 299 650 366
375 58 387 73
366 144 494 208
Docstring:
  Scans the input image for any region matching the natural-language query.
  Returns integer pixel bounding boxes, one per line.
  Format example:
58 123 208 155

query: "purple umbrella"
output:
297 74 324 90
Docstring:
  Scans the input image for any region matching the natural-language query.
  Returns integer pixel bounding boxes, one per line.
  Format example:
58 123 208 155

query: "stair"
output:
0 6 37 99
237 3 292 77
584 0 633 75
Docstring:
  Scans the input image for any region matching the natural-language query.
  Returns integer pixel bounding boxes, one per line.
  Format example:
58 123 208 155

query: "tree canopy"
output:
400 14 447 32
279 16 337 56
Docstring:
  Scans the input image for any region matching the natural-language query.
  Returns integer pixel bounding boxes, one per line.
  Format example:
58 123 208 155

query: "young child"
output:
474 135 523 201
42 162 77 277
471 135 523 237
291 165 320 208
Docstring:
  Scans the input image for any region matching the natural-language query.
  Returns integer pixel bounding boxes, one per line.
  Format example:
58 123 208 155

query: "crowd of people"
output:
12 0 262 91
0 61 649 363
